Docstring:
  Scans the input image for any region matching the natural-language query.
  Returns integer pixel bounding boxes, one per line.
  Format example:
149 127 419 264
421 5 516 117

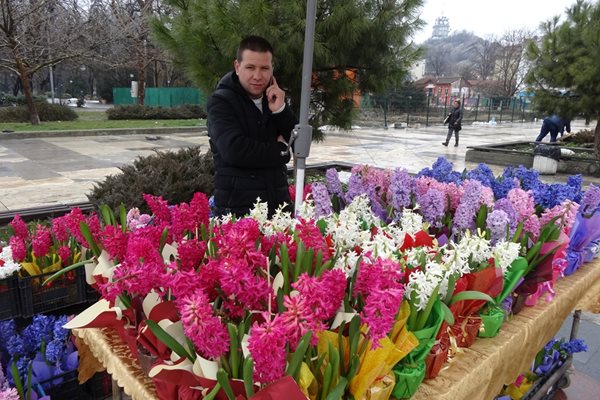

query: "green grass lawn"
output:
0 110 205 132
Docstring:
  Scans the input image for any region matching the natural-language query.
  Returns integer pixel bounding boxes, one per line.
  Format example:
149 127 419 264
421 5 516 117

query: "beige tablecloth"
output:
74 258 600 400
413 258 600 400
73 327 158 400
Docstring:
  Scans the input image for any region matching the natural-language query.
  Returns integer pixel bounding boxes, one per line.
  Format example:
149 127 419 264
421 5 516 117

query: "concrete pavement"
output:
1 119 598 212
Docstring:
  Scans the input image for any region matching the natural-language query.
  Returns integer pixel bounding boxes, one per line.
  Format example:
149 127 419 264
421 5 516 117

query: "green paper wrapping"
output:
391 361 426 399
477 305 505 338
495 257 528 304
406 299 444 364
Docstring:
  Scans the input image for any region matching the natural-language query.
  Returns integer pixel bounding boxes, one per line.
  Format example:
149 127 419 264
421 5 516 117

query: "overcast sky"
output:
413 0 576 43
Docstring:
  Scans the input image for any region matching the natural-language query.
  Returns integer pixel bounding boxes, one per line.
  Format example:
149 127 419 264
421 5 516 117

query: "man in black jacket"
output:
207 36 298 217
442 100 463 147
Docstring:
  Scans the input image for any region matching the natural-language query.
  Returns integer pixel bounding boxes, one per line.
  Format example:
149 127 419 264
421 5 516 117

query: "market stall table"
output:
73 259 600 400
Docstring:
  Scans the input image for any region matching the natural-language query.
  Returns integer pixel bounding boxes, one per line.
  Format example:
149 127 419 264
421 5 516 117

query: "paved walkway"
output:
1 119 600 395
1 119 598 211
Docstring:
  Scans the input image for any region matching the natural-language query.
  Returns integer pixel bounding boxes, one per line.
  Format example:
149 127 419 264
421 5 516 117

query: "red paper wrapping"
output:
425 334 450 379
449 316 482 348
251 376 307 400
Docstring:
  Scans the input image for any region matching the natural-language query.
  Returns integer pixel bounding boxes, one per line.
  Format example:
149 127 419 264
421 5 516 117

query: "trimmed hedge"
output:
87 147 214 213
106 104 207 120
0 102 78 122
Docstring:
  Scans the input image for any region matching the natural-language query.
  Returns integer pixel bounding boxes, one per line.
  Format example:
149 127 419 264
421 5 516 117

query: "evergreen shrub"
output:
87 147 214 213
0 102 78 122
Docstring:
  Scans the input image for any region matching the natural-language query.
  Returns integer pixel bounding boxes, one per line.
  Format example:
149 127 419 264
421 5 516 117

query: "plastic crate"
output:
35 369 85 399
86 284 101 304
0 276 21 320
83 371 112 399
18 267 87 318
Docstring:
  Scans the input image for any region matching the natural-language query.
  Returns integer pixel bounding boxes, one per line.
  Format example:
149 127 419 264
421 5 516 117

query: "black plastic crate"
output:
86 284 101 304
83 371 112 400
35 369 85 399
18 267 87 318
0 276 21 320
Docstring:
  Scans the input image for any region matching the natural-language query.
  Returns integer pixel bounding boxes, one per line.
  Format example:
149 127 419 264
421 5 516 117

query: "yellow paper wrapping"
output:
298 362 318 400
21 253 67 276
503 378 533 400
349 301 418 399
359 373 395 400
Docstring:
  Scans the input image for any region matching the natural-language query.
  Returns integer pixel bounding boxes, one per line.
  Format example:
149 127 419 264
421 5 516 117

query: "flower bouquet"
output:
0 315 78 400
512 200 577 311
4 213 88 317
565 184 600 275
62 193 423 400
500 337 587 399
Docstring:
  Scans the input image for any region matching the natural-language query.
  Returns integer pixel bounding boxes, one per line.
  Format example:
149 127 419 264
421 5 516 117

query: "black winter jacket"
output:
448 106 463 130
207 71 298 216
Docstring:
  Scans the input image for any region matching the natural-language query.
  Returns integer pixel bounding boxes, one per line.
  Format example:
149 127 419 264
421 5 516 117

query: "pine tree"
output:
525 0 600 157
151 0 424 136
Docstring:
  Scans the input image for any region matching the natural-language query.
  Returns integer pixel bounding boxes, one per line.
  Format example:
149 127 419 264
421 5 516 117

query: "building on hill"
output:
431 16 450 40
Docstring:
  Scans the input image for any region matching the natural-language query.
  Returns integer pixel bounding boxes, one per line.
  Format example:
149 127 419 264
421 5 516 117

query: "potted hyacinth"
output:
4 213 86 317
58 193 420 400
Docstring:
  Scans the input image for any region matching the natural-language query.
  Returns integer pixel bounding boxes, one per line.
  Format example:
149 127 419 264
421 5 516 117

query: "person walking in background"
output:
535 115 571 142
207 35 298 217
442 99 463 147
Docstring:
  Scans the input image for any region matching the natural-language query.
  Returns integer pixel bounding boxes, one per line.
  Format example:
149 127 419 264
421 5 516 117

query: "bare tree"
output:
494 29 535 97
0 0 112 124
471 36 498 80
108 0 175 105
425 42 450 77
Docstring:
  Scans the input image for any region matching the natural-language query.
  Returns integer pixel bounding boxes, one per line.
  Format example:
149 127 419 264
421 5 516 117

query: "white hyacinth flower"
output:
0 246 22 279
492 241 521 276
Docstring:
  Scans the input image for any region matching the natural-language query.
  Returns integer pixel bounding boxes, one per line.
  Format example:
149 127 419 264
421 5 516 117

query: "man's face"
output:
453 101 459 108
234 50 273 99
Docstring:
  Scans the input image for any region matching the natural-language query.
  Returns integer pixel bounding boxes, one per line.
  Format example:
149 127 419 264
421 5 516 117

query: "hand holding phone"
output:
265 76 285 113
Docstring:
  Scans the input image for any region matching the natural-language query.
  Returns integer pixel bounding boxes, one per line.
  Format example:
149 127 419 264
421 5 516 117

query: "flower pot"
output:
136 344 159 376
450 316 482 348
408 299 445 363
478 305 505 338
424 334 450 379
392 361 426 399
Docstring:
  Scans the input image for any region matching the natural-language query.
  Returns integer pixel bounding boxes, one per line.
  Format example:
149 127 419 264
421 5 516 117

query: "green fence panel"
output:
113 88 137 105
112 87 206 107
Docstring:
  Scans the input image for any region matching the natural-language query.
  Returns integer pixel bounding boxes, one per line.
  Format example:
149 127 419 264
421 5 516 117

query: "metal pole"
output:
293 0 317 216
487 97 492 122
425 92 430 127
511 97 516 122
474 94 480 122
49 65 55 104
499 99 504 124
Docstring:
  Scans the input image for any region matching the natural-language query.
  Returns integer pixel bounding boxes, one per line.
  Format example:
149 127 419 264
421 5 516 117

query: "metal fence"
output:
360 93 542 128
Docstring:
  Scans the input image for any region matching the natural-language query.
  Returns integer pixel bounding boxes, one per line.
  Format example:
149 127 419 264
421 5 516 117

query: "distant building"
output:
409 59 426 80
431 16 450 40
412 76 471 105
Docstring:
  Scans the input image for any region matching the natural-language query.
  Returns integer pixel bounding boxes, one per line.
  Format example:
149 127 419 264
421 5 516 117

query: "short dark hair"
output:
236 36 274 61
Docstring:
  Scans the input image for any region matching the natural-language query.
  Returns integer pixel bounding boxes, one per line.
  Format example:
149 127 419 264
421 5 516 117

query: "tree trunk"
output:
16 57 40 125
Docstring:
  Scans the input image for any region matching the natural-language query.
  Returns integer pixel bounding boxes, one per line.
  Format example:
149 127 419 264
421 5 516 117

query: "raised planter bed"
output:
465 141 600 176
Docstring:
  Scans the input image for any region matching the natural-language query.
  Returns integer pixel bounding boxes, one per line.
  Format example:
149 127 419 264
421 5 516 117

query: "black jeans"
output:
445 127 459 144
